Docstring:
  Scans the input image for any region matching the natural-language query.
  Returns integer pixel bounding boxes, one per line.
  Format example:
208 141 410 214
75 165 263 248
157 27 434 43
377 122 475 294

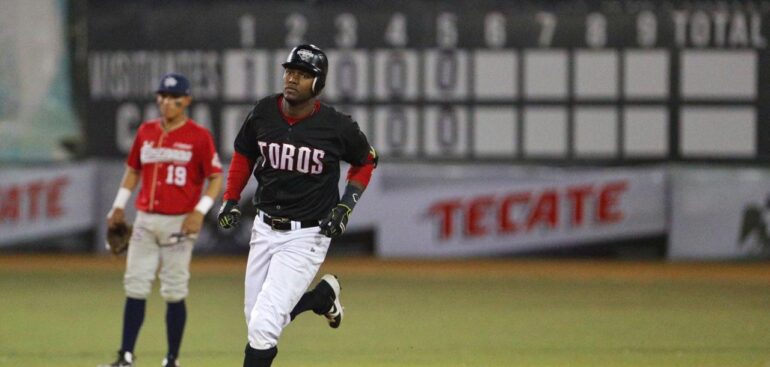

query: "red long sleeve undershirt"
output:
346 151 376 187
223 151 255 202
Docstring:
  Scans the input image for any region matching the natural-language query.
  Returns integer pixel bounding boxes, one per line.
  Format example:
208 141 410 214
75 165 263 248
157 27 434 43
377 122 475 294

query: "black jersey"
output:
234 94 372 221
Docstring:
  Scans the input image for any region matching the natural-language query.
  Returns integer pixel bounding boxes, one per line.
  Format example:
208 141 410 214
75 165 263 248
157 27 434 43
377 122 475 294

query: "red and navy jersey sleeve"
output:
199 128 223 178
339 117 373 167
233 107 262 160
126 123 146 170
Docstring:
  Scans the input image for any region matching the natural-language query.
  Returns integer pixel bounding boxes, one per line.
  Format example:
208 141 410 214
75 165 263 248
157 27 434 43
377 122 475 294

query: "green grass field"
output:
1 256 769 367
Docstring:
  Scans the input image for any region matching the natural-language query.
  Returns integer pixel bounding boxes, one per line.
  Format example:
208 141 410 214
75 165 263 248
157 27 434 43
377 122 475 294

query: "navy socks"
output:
118 297 186 362
120 297 146 353
166 300 187 360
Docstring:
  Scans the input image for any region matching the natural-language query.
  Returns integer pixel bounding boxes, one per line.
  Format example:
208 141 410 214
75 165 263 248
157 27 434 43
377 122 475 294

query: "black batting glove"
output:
217 200 242 229
319 204 352 238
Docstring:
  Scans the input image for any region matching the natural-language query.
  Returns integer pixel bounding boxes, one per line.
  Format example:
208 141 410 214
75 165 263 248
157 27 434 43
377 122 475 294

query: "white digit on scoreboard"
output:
223 50 270 100
334 13 358 48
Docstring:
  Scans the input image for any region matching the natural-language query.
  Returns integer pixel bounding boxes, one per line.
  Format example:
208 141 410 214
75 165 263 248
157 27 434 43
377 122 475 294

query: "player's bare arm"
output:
182 173 223 235
107 167 140 228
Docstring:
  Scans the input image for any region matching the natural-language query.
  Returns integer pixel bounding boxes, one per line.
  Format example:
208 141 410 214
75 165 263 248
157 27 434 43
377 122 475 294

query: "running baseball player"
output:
217 44 377 367
100 73 223 367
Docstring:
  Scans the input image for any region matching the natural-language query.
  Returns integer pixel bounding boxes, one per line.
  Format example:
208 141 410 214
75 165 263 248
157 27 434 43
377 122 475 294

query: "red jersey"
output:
127 119 222 215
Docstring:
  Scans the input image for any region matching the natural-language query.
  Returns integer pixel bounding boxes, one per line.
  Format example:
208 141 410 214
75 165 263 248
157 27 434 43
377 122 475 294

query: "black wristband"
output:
338 183 364 211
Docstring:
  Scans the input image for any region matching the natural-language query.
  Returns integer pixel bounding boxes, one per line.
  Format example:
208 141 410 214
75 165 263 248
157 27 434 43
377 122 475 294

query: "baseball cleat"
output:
162 356 181 367
320 274 343 328
98 350 134 367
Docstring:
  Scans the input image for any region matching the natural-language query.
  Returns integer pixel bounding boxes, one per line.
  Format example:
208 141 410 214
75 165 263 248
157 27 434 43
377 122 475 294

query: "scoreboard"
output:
84 0 770 162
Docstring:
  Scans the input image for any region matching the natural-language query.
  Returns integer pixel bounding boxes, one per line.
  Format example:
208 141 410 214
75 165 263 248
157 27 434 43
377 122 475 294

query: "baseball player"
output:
99 73 223 367
217 44 377 367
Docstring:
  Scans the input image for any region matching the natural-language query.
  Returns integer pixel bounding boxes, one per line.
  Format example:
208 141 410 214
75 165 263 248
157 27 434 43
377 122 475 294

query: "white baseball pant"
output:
123 211 195 302
244 216 331 350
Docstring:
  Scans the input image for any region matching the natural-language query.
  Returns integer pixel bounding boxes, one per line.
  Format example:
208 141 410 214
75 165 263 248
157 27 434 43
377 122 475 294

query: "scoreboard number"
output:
239 15 256 48
385 13 408 47
586 13 607 48
484 12 507 48
385 53 408 96
536 12 557 47
374 106 418 156
436 12 458 48
335 13 358 48
637 10 657 47
386 107 409 152
285 13 308 46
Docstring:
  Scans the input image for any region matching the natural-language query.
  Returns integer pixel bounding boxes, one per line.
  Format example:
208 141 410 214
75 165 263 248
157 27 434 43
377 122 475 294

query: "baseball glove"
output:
106 222 132 255
320 204 351 238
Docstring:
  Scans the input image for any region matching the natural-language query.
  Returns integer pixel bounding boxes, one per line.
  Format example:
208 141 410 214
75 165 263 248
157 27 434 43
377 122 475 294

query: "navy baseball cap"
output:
156 73 190 96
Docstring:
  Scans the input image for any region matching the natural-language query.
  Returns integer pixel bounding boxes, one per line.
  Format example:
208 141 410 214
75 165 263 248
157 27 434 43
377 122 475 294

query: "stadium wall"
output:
2 162 769 260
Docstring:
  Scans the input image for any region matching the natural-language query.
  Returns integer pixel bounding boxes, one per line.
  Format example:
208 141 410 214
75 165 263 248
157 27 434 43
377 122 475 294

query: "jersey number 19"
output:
166 165 187 186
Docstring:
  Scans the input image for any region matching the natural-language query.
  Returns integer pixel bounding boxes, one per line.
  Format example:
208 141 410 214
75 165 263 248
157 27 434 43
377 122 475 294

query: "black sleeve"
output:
233 107 261 160
339 115 372 166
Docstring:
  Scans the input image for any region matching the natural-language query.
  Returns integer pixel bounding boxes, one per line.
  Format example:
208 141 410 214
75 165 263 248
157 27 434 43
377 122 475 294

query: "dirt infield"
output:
1 254 769 284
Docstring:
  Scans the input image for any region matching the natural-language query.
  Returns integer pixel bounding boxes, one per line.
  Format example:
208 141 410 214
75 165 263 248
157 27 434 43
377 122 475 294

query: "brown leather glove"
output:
106 222 132 255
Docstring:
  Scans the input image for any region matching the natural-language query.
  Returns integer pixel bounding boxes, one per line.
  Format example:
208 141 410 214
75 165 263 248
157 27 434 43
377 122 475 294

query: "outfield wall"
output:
669 168 770 260
2 162 768 260
369 166 666 257
0 163 96 244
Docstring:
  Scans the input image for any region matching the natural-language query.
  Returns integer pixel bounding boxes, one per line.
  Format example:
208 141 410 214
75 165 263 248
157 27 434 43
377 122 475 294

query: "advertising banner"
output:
12 161 768 260
86 162 667 257
668 168 770 260
0 163 96 245
374 167 666 257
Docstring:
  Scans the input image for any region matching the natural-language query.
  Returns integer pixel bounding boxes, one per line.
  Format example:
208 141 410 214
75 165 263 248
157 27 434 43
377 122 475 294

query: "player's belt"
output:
258 210 319 231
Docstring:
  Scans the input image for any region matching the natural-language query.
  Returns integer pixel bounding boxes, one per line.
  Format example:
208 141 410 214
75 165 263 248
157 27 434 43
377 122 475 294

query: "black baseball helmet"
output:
282 44 328 95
